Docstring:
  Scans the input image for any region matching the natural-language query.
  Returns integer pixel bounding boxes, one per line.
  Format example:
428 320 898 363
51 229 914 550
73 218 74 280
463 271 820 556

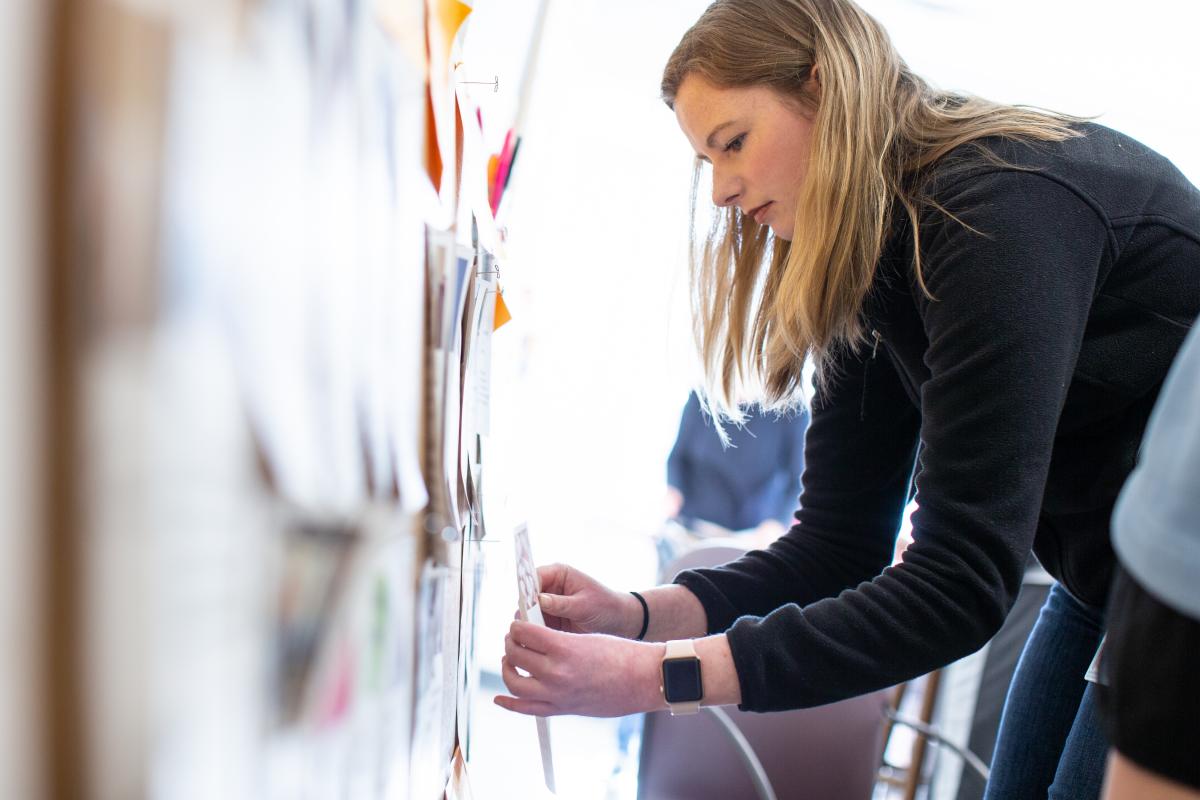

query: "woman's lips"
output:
751 202 773 225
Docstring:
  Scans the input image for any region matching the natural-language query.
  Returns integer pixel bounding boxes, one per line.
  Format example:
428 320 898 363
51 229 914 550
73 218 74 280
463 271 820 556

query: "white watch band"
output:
662 639 701 715
665 638 697 658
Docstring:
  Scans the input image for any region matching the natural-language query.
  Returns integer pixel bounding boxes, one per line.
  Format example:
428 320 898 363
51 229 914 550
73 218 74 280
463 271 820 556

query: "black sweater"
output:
674 123 1200 712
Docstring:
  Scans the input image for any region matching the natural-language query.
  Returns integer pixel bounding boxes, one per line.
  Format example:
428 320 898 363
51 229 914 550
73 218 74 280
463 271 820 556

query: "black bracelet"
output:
630 591 650 641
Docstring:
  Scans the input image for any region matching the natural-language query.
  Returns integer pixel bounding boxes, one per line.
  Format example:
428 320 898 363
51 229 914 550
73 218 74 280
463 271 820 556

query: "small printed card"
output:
513 523 556 793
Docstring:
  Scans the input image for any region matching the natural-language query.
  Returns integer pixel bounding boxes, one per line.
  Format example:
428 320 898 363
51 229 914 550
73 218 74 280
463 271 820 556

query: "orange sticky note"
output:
494 288 512 330
424 87 443 191
487 152 501 212
429 0 472 77
487 154 500 200
435 0 472 46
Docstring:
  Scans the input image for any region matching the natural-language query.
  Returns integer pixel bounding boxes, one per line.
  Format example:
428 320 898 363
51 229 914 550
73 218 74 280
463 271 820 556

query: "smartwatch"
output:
661 639 703 715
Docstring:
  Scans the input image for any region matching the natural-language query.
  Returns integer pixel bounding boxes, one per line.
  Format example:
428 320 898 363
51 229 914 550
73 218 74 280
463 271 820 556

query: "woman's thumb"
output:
538 592 567 616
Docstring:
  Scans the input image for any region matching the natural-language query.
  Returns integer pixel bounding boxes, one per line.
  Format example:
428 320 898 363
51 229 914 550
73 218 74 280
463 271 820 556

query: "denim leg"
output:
983 583 1107 800
1048 683 1108 800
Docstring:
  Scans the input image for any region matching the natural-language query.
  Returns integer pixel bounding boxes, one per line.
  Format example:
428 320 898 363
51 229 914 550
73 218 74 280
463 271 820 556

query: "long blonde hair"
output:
662 0 1081 419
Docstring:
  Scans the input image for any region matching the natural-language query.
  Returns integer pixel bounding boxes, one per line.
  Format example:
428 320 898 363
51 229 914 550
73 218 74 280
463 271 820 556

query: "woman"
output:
494 1 1200 797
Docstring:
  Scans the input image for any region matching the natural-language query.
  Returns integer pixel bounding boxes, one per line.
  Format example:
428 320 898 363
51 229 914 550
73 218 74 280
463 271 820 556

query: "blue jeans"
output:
984 582 1109 800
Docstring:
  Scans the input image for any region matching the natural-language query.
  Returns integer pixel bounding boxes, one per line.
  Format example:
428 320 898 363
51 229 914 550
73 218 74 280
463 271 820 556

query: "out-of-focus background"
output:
2 1 1197 798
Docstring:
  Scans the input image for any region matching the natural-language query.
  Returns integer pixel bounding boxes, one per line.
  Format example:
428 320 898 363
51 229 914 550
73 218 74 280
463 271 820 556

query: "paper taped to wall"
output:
513 523 556 794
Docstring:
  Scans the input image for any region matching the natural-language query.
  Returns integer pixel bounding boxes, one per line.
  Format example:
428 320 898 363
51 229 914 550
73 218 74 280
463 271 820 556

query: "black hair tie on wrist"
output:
630 591 650 641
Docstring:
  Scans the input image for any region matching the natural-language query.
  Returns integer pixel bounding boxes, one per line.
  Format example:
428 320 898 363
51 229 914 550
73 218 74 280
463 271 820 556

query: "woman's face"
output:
674 74 815 241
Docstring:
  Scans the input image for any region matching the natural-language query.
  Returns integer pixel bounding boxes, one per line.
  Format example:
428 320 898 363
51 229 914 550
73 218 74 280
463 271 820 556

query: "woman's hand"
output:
495 620 666 717
664 487 684 518
535 563 643 639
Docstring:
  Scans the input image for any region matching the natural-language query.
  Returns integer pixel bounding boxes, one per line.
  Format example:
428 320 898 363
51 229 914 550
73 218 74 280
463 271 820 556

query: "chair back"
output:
639 543 888 800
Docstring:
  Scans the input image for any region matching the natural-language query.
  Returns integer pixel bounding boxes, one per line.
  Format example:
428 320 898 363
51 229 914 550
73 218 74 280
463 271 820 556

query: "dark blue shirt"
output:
666 392 808 531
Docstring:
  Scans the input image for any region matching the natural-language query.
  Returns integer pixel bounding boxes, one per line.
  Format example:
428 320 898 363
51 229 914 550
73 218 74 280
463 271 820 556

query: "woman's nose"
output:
711 170 741 208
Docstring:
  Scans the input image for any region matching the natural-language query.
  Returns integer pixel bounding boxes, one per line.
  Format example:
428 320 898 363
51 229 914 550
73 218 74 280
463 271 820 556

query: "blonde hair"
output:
662 0 1081 420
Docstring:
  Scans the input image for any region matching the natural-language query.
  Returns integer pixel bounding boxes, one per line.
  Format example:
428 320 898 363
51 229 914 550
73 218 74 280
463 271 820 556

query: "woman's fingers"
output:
505 632 553 676
513 606 572 634
493 694 559 717
494 631 663 718
536 562 568 595
510 620 561 655
535 591 574 621
500 656 550 701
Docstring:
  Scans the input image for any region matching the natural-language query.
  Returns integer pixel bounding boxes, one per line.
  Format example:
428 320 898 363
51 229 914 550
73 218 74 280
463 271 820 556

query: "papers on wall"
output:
410 559 451 798
456 526 485 754
161 0 431 517
425 0 473 222
422 229 467 552
444 746 476 800
69 0 535 795
147 0 441 796
272 520 359 727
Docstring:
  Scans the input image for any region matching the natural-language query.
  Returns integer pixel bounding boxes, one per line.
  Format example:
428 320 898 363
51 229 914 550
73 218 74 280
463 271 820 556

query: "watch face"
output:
662 657 703 704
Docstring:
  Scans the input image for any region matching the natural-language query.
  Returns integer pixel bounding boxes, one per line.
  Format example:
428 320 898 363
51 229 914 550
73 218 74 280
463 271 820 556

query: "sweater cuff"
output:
673 570 804 712
672 569 742 634
672 570 775 711
725 615 777 712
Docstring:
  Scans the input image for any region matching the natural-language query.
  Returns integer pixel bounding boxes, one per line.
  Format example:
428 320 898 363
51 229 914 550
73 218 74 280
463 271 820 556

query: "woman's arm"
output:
1102 752 1200 800
674 339 921 632
495 621 742 717
640 583 709 641
702 171 1109 711
535 564 708 641
499 569 737 716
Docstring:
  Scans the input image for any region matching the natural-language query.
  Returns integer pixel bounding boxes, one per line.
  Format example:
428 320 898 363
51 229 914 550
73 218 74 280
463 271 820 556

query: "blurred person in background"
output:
1099 324 1200 800
658 391 808 570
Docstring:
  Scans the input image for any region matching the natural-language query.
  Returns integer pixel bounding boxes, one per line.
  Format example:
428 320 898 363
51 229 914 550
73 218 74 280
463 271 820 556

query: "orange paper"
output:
429 0 472 78
487 154 500 199
425 0 471 193
434 0 472 50
423 88 443 191
494 288 512 330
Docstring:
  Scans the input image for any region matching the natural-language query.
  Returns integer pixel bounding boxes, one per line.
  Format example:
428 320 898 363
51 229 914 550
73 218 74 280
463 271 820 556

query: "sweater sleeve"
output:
678 171 1108 711
674 340 921 631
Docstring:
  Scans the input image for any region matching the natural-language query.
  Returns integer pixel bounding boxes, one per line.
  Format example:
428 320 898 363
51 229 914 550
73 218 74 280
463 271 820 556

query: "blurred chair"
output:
638 544 889 800
877 669 992 800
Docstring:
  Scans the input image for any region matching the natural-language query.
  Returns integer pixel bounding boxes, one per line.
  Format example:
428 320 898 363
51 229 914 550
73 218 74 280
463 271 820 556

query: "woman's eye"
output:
724 134 746 153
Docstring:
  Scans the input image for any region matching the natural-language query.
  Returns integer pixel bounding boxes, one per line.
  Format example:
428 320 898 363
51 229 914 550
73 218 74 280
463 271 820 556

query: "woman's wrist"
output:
634 634 741 712
629 591 650 640
695 634 742 707
637 641 669 712
639 584 708 641
617 590 647 639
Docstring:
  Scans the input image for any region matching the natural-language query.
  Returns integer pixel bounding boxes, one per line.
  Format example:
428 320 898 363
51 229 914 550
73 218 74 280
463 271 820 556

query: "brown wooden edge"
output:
41 0 86 796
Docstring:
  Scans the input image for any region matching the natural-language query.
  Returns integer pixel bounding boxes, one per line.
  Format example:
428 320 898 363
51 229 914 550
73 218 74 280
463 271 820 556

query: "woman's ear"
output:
810 63 821 88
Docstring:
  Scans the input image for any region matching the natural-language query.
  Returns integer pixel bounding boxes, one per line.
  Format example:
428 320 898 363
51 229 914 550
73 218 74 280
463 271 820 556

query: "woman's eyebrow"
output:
706 120 739 148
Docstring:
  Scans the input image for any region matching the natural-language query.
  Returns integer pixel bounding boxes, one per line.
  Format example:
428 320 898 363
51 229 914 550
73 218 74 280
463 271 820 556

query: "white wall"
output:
860 0 1200 184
